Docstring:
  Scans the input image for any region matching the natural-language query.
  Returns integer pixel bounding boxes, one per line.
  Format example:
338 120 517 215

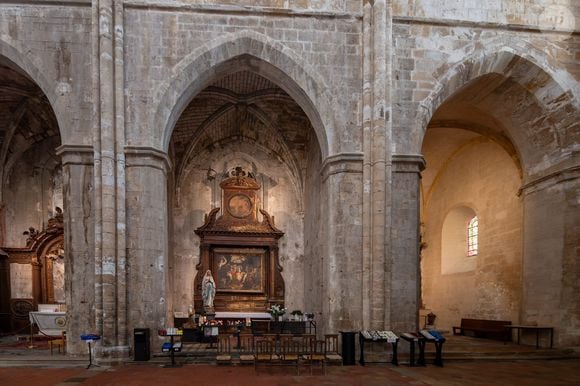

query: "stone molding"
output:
321 152 363 182
0 0 90 7
124 146 172 173
519 164 580 196
55 144 94 166
124 1 361 19
392 154 426 173
394 15 579 35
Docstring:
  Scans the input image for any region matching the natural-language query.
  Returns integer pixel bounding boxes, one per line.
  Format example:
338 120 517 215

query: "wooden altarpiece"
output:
194 168 285 313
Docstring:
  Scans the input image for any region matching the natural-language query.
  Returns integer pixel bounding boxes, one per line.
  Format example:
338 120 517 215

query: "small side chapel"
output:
194 167 285 314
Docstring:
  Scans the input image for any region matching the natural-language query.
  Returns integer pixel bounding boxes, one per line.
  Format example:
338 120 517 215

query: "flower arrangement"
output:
267 304 287 319
290 309 303 321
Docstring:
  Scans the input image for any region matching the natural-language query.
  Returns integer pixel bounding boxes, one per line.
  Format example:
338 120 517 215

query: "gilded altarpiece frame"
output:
194 168 285 313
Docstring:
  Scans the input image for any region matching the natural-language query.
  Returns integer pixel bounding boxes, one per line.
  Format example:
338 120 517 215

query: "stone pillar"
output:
93 0 128 358
321 153 363 334
390 154 424 332
125 147 171 351
361 0 393 330
56 145 95 355
520 166 580 346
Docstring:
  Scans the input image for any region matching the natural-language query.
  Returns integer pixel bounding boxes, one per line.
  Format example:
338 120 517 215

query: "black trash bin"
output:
339 331 357 365
134 328 150 361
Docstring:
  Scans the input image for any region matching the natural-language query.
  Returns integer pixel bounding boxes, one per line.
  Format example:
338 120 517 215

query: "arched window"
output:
441 206 477 274
467 216 478 256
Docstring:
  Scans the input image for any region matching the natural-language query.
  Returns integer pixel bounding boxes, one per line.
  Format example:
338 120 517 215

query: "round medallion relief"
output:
227 194 253 218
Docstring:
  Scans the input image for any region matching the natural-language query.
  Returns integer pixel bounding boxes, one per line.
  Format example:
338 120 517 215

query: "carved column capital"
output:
392 154 426 173
56 144 94 166
321 152 364 182
124 146 172 174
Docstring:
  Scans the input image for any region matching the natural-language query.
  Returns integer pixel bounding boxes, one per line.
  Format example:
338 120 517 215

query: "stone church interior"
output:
0 0 578 363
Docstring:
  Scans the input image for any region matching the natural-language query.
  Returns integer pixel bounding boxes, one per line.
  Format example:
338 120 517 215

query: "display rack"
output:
158 328 183 368
359 330 399 366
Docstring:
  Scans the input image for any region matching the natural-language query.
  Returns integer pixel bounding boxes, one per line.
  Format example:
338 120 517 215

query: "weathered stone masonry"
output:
0 0 577 357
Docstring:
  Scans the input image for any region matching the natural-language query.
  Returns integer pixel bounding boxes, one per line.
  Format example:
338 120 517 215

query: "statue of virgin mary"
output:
201 270 216 311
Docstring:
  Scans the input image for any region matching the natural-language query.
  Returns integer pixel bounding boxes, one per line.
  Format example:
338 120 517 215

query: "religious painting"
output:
212 248 265 293
227 193 253 218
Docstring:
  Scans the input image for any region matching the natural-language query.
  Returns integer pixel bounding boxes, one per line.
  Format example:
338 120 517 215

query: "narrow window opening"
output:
467 216 478 256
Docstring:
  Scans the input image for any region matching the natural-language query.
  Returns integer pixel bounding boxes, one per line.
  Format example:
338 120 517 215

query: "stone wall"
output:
171 141 306 313
394 0 579 31
127 0 361 13
123 4 362 155
3 138 62 246
0 2 93 143
0 0 578 353
421 136 523 330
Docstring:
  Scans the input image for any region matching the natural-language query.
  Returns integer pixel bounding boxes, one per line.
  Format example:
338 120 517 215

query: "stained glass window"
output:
467 216 478 256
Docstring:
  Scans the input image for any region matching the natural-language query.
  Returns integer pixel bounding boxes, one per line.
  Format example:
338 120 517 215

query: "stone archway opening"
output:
166 56 324 328
0 55 63 333
417 51 578 346
419 70 534 331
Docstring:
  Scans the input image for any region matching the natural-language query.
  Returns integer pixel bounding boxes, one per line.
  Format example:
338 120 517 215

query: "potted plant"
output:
267 304 287 321
290 310 303 321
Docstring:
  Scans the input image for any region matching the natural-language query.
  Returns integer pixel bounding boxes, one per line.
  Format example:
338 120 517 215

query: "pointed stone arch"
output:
154 30 333 159
415 43 579 171
0 38 65 139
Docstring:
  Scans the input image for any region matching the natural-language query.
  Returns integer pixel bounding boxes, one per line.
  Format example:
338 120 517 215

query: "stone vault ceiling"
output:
0 60 60 181
171 70 314 186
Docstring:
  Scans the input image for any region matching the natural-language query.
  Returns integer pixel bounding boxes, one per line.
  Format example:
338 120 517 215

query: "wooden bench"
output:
453 318 511 341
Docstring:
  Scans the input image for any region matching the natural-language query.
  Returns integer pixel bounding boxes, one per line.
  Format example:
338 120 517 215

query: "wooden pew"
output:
453 318 511 341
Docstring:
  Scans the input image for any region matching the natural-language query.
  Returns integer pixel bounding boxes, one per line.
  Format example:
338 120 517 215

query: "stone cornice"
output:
125 146 172 173
321 152 363 181
0 0 91 6
393 15 579 35
124 0 362 19
55 144 94 166
392 154 426 173
519 163 580 196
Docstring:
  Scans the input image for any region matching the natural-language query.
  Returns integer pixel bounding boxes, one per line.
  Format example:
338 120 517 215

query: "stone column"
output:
125 147 171 351
321 153 363 334
56 145 95 355
93 0 128 358
520 166 580 346
390 154 424 332
361 0 393 330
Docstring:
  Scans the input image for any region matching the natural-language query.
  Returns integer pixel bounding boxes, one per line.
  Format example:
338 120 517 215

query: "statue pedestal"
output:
204 309 216 321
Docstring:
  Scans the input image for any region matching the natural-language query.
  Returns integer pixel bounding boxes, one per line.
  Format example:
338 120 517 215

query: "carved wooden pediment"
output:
195 167 283 237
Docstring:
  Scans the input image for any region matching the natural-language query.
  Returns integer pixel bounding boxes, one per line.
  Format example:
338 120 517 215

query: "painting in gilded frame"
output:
212 247 265 293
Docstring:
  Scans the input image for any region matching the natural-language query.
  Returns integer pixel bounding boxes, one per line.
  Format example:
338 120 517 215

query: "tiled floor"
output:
1 360 580 386
1 334 580 385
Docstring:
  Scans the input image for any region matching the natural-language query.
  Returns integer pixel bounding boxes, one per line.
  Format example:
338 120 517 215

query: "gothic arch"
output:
415 43 579 171
0 38 65 139
154 30 333 159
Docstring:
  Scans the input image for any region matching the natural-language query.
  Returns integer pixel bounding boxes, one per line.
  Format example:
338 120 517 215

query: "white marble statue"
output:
202 270 216 310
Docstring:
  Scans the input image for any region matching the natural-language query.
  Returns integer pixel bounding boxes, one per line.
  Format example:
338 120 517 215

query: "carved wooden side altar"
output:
194 168 285 314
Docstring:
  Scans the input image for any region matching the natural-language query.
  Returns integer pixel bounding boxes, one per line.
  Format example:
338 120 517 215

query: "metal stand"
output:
163 335 182 368
86 341 101 369
81 334 101 369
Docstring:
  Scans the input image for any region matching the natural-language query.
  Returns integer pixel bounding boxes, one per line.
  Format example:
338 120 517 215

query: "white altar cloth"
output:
29 311 67 336
215 311 271 319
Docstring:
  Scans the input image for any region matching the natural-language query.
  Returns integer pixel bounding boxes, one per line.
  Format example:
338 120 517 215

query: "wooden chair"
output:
324 334 342 364
279 335 301 374
49 331 66 354
255 338 277 373
238 333 255 364
216 334 232 364
301 334 326 375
